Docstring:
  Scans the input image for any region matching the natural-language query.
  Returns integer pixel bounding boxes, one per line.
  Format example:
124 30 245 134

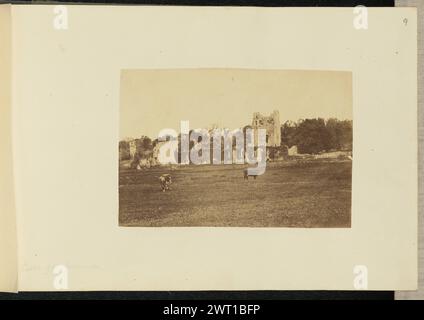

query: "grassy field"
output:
119 160 351 227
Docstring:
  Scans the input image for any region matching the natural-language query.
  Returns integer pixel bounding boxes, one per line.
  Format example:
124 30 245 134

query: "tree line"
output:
281 118 352 154
120 118 353 161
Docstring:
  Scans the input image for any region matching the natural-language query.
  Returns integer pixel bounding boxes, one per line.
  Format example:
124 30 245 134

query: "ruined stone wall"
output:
129 140 137 159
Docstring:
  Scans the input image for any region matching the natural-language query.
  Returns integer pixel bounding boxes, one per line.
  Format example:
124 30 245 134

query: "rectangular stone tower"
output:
251 110 281 147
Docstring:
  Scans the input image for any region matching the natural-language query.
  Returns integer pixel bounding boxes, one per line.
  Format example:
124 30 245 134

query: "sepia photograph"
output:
119 69 353 227
0 3 418 297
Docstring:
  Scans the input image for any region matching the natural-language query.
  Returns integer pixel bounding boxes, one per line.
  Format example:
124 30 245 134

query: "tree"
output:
293 118 329 154
281 121 298 147
138 136 152 151
280 118 352 154
325 118 353 151
119 140 130 161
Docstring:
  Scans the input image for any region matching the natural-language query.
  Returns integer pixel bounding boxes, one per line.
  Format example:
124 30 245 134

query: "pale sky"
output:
120 69 352 140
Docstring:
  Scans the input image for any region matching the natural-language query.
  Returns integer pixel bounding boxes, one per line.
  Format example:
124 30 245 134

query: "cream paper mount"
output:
0 5 418 292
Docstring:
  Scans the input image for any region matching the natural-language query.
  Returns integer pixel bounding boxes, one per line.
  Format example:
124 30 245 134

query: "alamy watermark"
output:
53 5 68 30
156 121 267 176
53 264 68 290
353 265 368 290
353 6 368 30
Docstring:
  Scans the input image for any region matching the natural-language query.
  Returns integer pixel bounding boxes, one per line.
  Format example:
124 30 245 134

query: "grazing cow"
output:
159 174 172 192
243 169 257 180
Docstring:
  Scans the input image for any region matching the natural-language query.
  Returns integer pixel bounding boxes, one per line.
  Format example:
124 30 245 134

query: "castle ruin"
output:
251 110 281 147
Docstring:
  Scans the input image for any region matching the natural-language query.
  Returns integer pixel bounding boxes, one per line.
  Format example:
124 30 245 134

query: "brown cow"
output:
159 174 172 192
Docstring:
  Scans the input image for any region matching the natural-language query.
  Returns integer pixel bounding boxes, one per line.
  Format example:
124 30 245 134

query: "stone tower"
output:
251 110 281 147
